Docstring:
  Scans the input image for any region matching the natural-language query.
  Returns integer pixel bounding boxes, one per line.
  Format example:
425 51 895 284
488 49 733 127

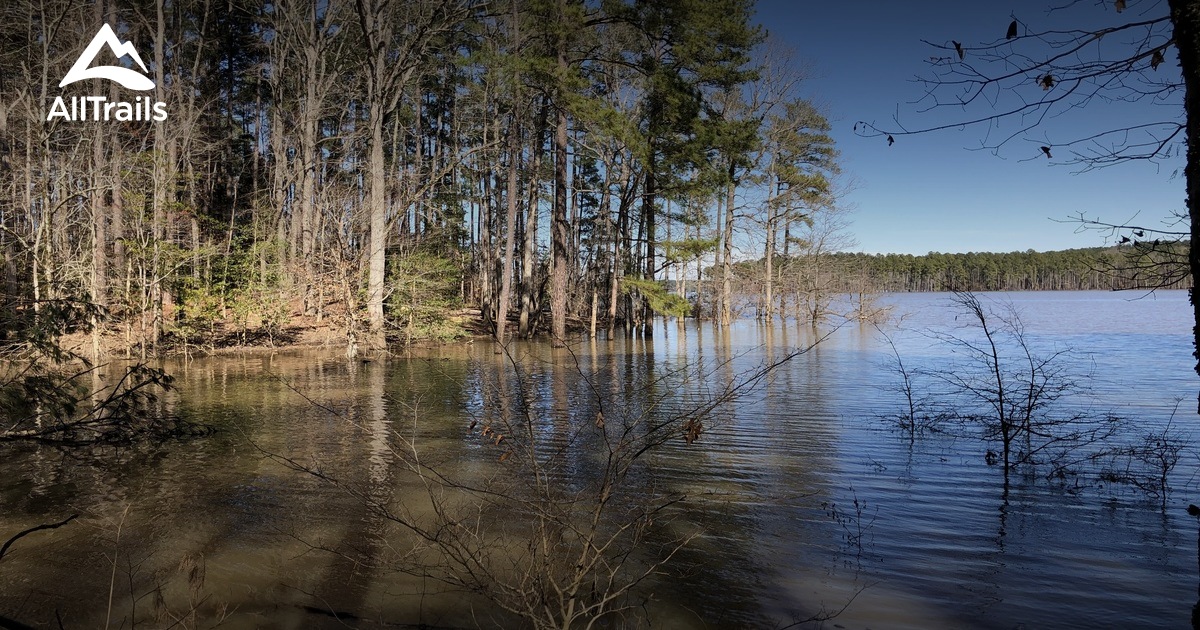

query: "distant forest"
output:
826 245 1191 292
0 1 1189 358
725 245 1193 295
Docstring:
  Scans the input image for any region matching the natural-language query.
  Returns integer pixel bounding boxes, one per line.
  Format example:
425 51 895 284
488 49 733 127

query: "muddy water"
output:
1 291 1196 629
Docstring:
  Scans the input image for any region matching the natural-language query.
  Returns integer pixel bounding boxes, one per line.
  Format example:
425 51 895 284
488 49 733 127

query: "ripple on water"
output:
2 293 1196 628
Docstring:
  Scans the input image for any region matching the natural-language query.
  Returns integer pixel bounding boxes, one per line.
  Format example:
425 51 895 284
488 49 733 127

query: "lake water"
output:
1 290 1196 629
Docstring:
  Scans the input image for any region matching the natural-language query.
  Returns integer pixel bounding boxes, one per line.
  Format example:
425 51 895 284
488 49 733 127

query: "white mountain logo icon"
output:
60 24 154 91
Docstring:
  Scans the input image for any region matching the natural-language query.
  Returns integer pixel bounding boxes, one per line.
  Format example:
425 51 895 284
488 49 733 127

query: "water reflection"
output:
0 291 1196 628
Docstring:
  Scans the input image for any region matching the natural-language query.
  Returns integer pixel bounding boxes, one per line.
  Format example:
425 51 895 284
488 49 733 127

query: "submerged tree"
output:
0 0 832 359
756 97 838 322
929 292 1120 488
264 339 821 627
857 1 1200 411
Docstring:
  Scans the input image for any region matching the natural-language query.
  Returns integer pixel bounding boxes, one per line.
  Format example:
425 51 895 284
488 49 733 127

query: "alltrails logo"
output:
47 24 167 122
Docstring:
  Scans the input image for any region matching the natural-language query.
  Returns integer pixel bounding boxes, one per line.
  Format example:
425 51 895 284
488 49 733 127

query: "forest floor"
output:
56 306 491 361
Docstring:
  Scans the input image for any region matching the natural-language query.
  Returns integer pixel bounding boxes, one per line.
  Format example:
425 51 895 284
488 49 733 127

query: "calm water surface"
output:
1 290 1196 629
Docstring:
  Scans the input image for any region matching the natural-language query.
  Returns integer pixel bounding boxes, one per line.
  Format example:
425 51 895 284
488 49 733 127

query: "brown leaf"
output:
1115 0 1126 12
1151 50 1165 71
499 451 512 463
683 417 703 445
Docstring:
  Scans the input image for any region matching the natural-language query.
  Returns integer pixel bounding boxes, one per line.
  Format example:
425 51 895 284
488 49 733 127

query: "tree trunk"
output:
107 126 124 277
91 122 106 312
479 117 495 332
496 117 520 344
720 170 735 327
89 0 108 361
299 38 320 313
641 150 656 337
764 171 776 322
551 101 570 345
1167 0 1200 412
610 160 632 337
366 102 387 351
549 0 571 347
519 102 547 338
151 0 169 352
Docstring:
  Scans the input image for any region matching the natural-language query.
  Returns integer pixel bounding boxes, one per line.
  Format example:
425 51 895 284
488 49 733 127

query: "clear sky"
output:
754 0 1185 256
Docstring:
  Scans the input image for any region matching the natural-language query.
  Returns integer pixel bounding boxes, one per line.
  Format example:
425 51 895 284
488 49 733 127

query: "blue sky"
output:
754 0 1184 255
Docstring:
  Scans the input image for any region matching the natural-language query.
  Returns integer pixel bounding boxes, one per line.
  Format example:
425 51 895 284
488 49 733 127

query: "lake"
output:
1 290 1196 629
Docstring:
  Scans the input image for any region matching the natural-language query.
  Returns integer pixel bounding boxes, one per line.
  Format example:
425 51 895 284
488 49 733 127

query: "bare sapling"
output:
261 336 824 628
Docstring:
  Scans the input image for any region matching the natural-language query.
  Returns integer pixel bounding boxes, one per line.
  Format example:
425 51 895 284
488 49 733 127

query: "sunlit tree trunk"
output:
496 115 520 344
720 172 735 327
149 0 170 352
764 172 776 322
365 98 387 350
550 13 570 347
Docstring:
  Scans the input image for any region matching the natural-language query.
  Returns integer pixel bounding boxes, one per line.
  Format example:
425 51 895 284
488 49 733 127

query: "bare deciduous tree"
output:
925 292 1121 488
263 340 822 627
856 2 1200 410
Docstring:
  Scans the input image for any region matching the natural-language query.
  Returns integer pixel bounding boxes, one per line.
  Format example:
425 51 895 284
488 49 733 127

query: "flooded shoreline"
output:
2 291 1197 629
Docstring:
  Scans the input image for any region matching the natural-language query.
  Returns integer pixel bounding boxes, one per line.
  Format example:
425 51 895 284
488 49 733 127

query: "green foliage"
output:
174 285 223 350
228 287 291 342
633 0 764 182
3 299 104 363
622 276 691 318
0 297 183 445
172 237 291 345
767 98 839 213
663 237 719 264
0 362 181 445
0 0 825 352
387 249 466 344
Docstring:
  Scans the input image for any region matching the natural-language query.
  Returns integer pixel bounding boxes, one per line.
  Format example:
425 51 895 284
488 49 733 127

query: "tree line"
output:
819 245 1190 293
695 243 1188 325
853 2 1200 406
0 0 848 358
